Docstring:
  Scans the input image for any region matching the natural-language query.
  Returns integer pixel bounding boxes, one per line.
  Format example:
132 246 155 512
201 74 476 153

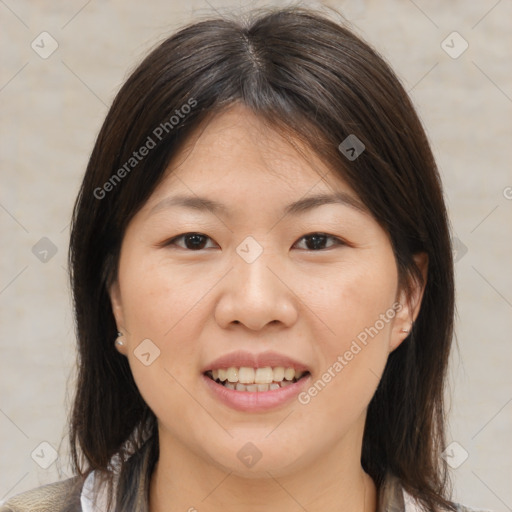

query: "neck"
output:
149 424 377 512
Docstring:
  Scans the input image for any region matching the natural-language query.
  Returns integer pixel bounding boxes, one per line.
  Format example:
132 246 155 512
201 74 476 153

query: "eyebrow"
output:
148 191 368 218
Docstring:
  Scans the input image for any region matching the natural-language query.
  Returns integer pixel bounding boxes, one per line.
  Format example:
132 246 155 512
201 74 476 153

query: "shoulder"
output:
382 473 492 512
403 486 493 512
0 477 82 512
454 505 493 512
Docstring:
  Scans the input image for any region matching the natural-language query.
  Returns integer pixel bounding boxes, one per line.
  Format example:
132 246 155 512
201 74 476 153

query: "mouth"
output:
204 367 311 393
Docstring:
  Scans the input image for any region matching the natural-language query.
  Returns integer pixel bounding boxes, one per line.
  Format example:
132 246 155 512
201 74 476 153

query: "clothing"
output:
80 471 491 512
0 440 490 512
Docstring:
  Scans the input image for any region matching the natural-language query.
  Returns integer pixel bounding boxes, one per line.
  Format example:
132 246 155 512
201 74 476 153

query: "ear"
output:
389 252 428 352
109 279 127 355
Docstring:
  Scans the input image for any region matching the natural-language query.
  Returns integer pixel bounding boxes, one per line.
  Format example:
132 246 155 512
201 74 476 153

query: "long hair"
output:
68 6 456 511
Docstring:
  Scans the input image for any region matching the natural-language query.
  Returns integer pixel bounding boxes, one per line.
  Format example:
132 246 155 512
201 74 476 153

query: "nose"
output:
214 248 299 331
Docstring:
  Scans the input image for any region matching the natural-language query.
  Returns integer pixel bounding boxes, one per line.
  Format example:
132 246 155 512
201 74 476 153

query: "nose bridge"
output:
214 236 298 330
234 236 280 304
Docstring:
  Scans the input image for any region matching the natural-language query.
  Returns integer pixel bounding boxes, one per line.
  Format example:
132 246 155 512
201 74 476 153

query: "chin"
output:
201 439 310 479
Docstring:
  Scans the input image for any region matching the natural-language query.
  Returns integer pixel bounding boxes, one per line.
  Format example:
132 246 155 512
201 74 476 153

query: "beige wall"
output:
1 0 511 510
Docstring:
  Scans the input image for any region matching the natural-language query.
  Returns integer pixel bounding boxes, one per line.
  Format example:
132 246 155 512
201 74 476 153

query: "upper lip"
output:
202 350 310 373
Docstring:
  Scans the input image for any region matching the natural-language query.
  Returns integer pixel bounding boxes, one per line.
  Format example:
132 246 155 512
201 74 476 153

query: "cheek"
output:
298 249 398 412
119 249 212 339
309 250 398 349
117 251 212 405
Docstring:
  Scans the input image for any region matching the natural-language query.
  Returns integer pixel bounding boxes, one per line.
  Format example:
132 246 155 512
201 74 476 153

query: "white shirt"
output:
81 471 108 512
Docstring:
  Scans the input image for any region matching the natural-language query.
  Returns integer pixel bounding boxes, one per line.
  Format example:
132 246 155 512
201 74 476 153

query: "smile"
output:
205 366 309 392
202 367 312 412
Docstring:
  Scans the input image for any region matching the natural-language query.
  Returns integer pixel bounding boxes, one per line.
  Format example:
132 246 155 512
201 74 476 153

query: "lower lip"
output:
202 373 311 412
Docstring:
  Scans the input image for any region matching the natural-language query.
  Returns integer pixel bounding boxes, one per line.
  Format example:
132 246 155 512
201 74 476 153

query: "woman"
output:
0 6 488 512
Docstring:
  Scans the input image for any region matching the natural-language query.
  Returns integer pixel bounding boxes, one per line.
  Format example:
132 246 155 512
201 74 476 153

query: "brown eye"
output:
294 233 344 251
168 233 216 250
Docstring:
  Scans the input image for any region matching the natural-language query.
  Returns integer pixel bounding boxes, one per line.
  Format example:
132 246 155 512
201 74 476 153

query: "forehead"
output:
143 104 360 213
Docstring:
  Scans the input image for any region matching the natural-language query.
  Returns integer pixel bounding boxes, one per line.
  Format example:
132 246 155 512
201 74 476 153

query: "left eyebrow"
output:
283 192 368 216
147 191 368 218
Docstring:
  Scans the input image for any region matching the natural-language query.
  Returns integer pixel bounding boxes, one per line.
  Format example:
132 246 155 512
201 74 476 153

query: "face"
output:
110 103 425 478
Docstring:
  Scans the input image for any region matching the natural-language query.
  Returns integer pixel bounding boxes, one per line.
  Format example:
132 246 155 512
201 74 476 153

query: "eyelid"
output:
160 232 348 251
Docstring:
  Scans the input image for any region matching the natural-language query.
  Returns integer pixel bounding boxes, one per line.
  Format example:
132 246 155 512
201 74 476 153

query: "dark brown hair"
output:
68 6 456 511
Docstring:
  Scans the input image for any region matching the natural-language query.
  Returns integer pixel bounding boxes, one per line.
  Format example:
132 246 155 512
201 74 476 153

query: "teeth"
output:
211 366 302 384
238 367 255 384
273 367 285 381
255 367 274 384
226 367 239 383
284 367 295 380
206 366 309 391
222 379 297 392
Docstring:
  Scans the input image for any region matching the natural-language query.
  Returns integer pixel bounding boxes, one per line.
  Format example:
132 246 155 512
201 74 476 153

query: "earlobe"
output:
389 290 413 353
115 331 126 350
389 252 429 352
109 280 126 349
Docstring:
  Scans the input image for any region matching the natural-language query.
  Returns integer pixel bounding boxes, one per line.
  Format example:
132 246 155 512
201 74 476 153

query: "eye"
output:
163 232 345 251
294 232 345 251
166 232 217 250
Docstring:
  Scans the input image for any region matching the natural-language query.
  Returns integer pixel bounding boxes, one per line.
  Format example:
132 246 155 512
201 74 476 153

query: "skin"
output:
110 103 427 512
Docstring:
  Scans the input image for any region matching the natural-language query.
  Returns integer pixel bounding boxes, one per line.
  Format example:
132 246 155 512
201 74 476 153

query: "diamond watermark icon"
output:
134 338 161 366
441 441 469 469
452 237 468 263
236 236 263 264
31 31 59 59
31 441 58 469
441 31 468 59
338 134 365 161
237 442 262 468
32 237 58 263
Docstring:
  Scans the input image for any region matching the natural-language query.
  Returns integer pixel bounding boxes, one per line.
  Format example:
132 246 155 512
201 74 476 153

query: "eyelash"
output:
164 232 346 251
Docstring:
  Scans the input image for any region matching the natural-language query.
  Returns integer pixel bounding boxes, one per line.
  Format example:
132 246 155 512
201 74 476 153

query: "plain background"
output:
1 0 511 510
